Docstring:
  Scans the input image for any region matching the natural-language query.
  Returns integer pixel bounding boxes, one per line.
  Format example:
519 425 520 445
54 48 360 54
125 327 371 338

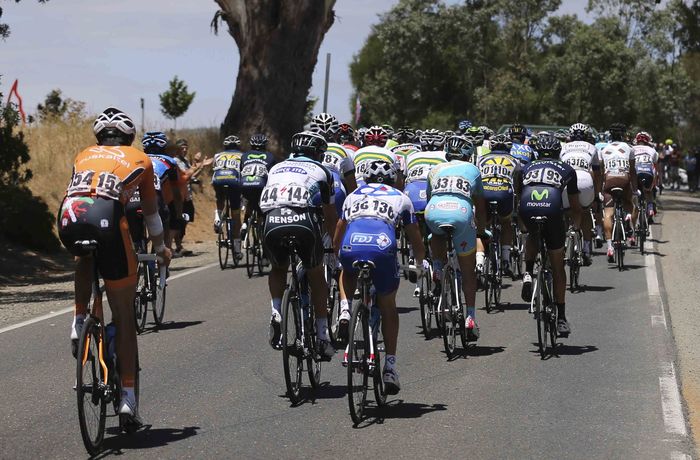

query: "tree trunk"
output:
214 0 336 157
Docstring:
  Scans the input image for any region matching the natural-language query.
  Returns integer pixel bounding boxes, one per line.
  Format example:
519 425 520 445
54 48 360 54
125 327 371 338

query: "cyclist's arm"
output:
342 171 357 194
333 218 347 256
404 222 425 263
568 193 583 230
319 168 338 244
139 166 171 264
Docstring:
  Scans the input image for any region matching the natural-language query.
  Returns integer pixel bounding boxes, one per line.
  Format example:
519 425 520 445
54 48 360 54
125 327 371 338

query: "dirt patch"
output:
0 238 73 287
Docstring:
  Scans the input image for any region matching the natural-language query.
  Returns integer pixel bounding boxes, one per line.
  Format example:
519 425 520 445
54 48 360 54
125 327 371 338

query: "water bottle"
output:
105 323 117 366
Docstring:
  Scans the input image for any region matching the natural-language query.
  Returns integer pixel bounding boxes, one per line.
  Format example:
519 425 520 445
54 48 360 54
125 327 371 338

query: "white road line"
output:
0 262 218 335
670 451 692 460
660 362 688 436
646 227 667 329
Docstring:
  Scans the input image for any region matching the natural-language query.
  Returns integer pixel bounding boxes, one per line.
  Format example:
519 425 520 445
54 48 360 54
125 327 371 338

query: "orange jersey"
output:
66 145 157 205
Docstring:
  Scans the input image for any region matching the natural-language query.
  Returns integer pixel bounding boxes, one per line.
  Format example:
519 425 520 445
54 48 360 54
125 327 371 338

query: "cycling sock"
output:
525 261 535 273
385 354 397 371
467 306 476 320
340 298 350 314
556 303 566 320
316 317 330 341
476 251 485 267
607 239 613 251
271 298 282 317
502 245 511 262
583 240 591 254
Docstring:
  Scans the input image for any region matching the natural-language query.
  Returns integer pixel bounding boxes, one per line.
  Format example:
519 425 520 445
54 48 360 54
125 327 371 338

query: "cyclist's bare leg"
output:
339 269 357 304
429 235 447 268
582 208 593 243
268 263 289 301
305 264 329 321
500 214 513 261
548 247 566 304
603 207 614 240
74 256 93 317
377 290 398 356
104 281 138 387
458 252 477 307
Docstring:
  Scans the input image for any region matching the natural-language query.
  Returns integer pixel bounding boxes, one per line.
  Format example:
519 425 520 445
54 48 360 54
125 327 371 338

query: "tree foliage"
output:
36 89 86 121
351 0 699 143
1 0 48 41
159 76 196 129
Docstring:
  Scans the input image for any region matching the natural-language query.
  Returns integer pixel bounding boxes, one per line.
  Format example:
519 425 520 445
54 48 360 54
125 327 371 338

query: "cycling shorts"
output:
483 188 514 218
263 207 324 269
404 180 428 214
242 187 263 216
519 186 566 250
603 175 632 208
637 172 655 192
214 183 241 211
57 196 137 287
339 220 400 295
425 196 477 256
562 170 594 209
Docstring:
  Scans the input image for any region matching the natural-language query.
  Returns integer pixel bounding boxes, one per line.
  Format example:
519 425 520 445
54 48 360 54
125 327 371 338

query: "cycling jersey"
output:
560 141 599 208
477 151 520 217
402 150 446 214
425 160 484 255
240 150 276 189
510 143 537 166
391 143 420 172
260 155 334 212
212 150 242 187
321 143 354 179
632 145 658 175
340 183 415 295
600 142 635 177
342 143 359 153
353 145 400 184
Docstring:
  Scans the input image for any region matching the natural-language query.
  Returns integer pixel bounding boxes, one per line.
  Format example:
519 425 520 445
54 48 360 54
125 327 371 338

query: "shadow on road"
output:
356 400 448 428
143 321 205 334
0 288 73 305
578 285 615 292
529 343 599 358
396 306 418 314
97 425 199 457
485 302 529 313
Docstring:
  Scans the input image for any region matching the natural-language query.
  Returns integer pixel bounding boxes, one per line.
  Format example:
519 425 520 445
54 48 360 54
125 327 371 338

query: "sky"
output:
2 0 593 129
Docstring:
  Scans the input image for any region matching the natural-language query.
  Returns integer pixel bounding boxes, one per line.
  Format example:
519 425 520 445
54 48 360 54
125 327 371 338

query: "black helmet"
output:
490 134 512 152
536 134 561 159
609 122 627 141
395 126 415 144
444 135 475 162
249 133 268 150
509 123 527 143
291 131 327 159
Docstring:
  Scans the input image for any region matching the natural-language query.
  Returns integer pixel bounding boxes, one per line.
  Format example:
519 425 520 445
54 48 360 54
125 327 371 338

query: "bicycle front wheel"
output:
281 286 303 405
217 229 229 270
245 227 255 278
533 274 547 359
418 271 433 338
441 267 458 359
134 264 148 333
306 310 321 389
76 316 107 455
347 302 369 425
153 267 166 326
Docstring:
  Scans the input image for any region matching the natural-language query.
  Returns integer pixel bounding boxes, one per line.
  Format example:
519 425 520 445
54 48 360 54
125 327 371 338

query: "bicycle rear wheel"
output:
533 273 547 359
152 266 166 326
217 227 229 270
306 309 321 389
76 316 107 455
327 270 341 346
347 301 369 425
418 271 433 338
245 225 255 278
441 267 458 359
638 214 647 255
544 273 557 351
134 264 148 333
483 251 492 313
281 286 303 405
255 225 266 275
229 218 240 268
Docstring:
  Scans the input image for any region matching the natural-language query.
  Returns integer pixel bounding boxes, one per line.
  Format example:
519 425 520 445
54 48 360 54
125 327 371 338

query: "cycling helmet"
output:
381 124 395 139
478 125 494 140
249 133 268 150
464 126 484 146
554 129 569 142
457 119 472 134
665 138 674 146
309 112 340 141
569 123 590 141
509 123 527 143
634 131 652 146
395 126 416 144
291 131 327 159
93 107 136 145
489 133 512 152
444 135 475 162
443 130 455 138
419 128 445 151
142 131 168 153
365 159 396 185
609 123 627 141
364 126 388 147
338 123 355 143
223 135 241 149
536 134 561 158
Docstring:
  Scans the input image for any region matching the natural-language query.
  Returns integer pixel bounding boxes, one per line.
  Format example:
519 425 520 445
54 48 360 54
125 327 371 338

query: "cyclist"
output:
631 131 658 225
353 126 402 188
425 135 486 340
338 123 358 153
334 160 426 395
212 135 244 259
600 123 637 262
559 123 600 265
464 126 488 162
310 112 357 217
391 126 420 173
509 123 537 166
405 129 447 296
240 133 276 243
58 107 171 420
382 124 398 149
263 131 338 359
475 134 521 277
457 119 472 134
519 133 581 336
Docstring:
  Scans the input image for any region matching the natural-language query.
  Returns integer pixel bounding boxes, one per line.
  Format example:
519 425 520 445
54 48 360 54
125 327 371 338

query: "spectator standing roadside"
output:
668 143 682 190
687 148 699 193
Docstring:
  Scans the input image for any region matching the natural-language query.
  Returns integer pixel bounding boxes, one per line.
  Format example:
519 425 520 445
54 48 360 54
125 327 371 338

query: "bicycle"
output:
635 193 649 255
280 237 324 405
529 217 558 359
483 201 502 312
345 260 388 425
133 239 167 333
436 225 469 359
509 216 525 281
323 245 342 345
610 187 626 271
74 240 140 455
243 206 266 278
217 187 241 270
564 225 583 292
415 216 440 339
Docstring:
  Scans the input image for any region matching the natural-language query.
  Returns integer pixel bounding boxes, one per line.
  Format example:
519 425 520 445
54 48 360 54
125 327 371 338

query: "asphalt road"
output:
0 232 694 459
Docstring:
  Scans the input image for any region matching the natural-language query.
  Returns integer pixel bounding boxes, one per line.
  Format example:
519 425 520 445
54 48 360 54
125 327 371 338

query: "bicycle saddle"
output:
439 224 456 234
531 216 548 222
74 240 98 251
352 260 376 270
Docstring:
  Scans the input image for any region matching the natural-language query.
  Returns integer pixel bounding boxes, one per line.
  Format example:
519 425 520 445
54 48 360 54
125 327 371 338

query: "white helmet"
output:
309 112 339 141
93 107 136 142
365 160 397 185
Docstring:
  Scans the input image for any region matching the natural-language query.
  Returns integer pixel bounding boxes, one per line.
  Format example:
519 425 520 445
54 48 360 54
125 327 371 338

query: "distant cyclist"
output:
240 133 276 242
391 126 420 173
338 122 358 153
464 126 488 161
262 131 338 359
425 135 487 340
212 135 244 259
519 133 582 336
509 123 537 166
58 107 171 421
353 126 402 188
335 159 426 395
631 131 658 225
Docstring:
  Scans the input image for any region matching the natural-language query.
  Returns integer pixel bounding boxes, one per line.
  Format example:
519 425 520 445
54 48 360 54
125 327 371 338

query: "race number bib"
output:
523 168 563 187
215 156 240 171
432 176 472 199
407 166 427 181
66 170 123 200
322 153 341 171
481 164 512 179
241 164 267 177
260 183 310 208
605 158 629 173
67 170 95 196
565 157 589 171
346 197 396 221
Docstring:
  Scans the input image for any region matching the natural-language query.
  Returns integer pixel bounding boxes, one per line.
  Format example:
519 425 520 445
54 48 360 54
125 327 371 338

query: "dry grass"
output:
24 118 223 244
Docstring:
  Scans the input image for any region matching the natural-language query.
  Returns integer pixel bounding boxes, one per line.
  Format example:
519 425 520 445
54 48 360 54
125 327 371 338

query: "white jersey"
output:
560 141 599 172
260 156 334 212
342 183 414 227
404 150 446 183
632 145 658 169
321 142 354 176
600 141 635 177
352 145 400 182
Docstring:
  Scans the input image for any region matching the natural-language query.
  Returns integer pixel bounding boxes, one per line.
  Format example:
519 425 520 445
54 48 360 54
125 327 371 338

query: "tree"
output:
1 1 48 41
159 76 195 130
211 1 336 155
36 89 85 121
